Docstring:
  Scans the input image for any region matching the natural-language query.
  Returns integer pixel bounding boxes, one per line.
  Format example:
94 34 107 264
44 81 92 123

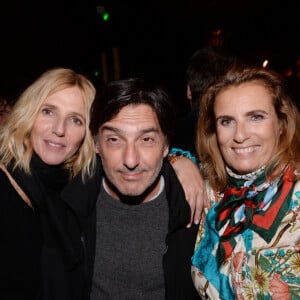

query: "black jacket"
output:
0 156 200 300
63 158 200 300
0 155 72 300
0 169 42 300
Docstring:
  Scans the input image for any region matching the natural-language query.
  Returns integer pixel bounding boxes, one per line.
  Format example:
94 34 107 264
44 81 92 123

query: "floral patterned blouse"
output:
191 180 300 300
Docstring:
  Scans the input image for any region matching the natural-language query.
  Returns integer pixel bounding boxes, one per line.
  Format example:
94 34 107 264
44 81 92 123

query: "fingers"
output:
185 188 208 228
185 196 201 228
193 206 202 225
186 198 195 228
170 155 207 228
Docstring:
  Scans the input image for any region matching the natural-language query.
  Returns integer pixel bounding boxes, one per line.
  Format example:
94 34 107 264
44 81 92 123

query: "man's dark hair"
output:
186 46 236 109
90 78 176 145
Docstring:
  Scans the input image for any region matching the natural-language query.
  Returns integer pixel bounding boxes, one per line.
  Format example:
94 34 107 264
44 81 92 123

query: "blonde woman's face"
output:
214 82 282 174
30 86 86 165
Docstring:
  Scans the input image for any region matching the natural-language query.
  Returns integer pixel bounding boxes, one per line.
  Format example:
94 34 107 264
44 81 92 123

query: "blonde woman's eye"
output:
72 118 83 125
41 108 53 115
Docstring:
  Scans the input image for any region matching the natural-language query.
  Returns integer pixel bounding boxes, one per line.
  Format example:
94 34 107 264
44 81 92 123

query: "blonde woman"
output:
0 68 97 300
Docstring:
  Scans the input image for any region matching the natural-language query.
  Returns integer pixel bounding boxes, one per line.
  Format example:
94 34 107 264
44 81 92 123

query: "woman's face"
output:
31 86 86 165
214 82 282 174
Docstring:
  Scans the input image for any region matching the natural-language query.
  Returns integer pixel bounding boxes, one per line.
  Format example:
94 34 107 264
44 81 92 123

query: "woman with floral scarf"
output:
191 66 300 299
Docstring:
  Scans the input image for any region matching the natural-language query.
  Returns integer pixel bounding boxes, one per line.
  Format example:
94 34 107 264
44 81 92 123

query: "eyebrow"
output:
41 103 85 120
216 109 269 120
100 125 160 135
246 109 269 116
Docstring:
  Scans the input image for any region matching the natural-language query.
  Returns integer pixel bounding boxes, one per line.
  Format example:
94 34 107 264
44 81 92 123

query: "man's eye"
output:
143 137 154 142
106 137 120 144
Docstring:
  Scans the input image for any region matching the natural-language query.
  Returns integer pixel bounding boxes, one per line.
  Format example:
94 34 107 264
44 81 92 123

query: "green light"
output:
102 12 110 21
94 71 99 77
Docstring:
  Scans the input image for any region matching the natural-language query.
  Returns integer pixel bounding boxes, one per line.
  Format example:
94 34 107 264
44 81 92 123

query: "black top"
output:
64 158 200 300
0 153 70 300
0 155 201 300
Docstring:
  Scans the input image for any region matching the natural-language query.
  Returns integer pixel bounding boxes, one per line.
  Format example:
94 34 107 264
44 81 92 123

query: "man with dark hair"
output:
85 78 200 299
174 46 236 155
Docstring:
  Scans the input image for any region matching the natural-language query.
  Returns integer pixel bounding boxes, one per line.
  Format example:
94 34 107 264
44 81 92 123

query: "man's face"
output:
95 104 169 202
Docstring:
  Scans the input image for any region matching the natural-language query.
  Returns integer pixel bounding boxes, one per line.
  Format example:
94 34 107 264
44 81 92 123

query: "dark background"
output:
1 0 300 113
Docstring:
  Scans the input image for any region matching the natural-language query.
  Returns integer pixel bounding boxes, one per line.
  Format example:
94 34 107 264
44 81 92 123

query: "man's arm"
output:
168 149 208 227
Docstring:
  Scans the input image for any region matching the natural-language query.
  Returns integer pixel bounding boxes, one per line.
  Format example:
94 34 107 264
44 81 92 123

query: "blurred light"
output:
212 29 222 36
102 12 110 21
262 60 269 68
284 68 293 77
207 28 224 47
96 5 110 22
94 70 100 77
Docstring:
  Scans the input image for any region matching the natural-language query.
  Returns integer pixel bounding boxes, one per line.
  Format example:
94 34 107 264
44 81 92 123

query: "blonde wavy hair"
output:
0 67 97 180
196 66 300 192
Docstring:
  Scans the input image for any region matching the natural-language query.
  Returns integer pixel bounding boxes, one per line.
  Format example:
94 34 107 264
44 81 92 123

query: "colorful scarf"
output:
215 164 295 267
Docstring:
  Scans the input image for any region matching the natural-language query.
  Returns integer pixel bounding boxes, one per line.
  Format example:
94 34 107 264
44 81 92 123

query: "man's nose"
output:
123 143 139 170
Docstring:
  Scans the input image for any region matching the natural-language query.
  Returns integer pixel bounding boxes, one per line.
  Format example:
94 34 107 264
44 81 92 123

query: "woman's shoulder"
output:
290 180 300 208
205 180 223 208
293 180 300 191
0 167 13 193
0 168 33 210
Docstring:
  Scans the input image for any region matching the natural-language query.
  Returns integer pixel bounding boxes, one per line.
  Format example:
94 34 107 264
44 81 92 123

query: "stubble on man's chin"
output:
104 175 161 205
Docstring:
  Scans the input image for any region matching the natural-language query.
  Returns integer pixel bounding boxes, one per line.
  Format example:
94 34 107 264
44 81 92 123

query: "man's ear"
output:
163 144 169 158
95 143 100 154
94 135 100 154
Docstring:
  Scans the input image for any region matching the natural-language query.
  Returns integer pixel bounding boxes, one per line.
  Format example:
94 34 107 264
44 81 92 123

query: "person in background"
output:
0 96 12 125
0 67 97 300
173 46 236 156
191 66 300 299
74 78 201 299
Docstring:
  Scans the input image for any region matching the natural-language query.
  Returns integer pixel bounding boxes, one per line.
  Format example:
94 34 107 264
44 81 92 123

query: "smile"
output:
233 146 259 154
46 140 65 148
